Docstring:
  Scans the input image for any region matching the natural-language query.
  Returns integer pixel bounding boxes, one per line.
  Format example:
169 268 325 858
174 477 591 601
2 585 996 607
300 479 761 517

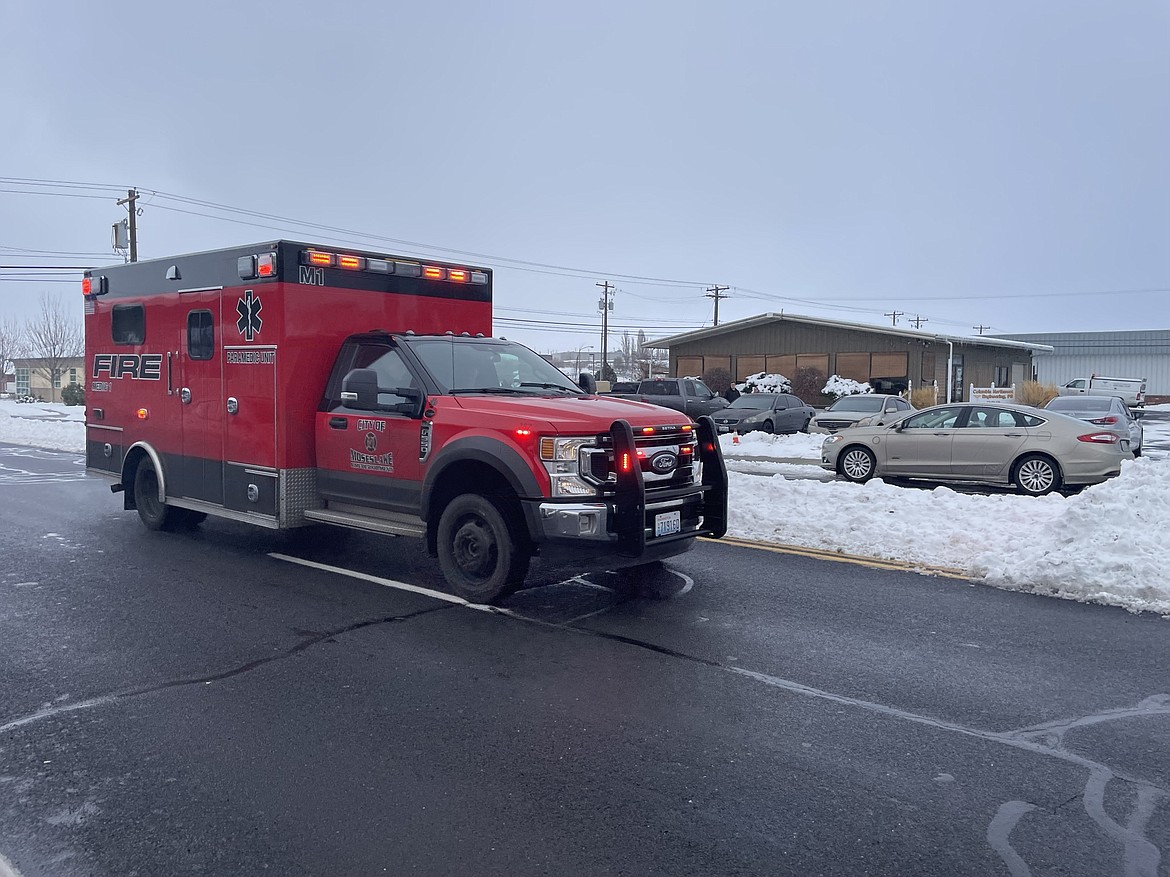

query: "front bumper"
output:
529 417 728 558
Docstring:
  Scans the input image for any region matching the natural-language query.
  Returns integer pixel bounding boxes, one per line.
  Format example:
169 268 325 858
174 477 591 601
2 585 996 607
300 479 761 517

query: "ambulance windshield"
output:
405 337 582 395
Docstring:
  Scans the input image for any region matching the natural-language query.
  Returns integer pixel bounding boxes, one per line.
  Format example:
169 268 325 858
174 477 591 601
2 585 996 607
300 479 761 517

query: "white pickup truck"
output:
1058 375 1146 410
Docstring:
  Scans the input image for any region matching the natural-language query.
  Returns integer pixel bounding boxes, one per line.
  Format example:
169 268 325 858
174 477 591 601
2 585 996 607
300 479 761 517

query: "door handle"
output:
180 387 192 404
329 417 348 429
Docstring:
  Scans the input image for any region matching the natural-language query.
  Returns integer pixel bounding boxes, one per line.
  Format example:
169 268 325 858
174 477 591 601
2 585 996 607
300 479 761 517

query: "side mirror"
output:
341 368 380 410
579 372 597 394
384 386 423 416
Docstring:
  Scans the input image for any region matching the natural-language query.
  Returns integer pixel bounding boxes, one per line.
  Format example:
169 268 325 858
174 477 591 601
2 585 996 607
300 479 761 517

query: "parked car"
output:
820 402 1129 495
1042 395 1143 457
711 393 815 434
809 394 914 433
606 378 729 419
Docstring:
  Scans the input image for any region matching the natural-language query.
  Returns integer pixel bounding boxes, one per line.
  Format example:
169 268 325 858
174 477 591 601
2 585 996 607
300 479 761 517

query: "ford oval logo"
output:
650 452 677 474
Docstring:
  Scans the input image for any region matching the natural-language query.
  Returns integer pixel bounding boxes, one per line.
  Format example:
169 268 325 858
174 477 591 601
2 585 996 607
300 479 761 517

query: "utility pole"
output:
884 310 904 327
705 284 730 326
116 189 139 262
909 314 928 329
596 280 614 380
973 324 989 335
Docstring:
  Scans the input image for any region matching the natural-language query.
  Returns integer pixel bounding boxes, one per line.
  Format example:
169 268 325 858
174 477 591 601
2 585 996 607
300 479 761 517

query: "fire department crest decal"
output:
236 290 263 341
365 432 378 451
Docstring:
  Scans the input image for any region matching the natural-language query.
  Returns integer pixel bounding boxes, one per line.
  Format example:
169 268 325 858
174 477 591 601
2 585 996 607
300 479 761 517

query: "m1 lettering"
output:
91 353 163 380
298 265 325 286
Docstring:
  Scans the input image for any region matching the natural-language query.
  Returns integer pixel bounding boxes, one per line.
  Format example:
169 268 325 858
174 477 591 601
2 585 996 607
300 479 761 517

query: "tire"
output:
436 494 530 604
133 459 181 532
800 418 810 434
761 419 775 434
838 446 876 483
1012 454 1061 496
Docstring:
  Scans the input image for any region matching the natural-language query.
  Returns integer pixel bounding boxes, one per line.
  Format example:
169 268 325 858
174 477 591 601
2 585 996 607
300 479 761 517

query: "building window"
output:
994 366 1011 387
69 368 78 385
53 372 62 388
15 367 29 396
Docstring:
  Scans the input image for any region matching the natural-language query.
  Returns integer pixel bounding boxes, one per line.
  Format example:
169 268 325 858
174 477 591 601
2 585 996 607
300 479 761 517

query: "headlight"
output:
823 435 844 446
539 435 600 497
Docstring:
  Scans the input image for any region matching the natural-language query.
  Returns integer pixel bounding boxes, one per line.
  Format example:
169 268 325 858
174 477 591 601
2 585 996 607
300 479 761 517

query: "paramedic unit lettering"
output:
83 241 728 602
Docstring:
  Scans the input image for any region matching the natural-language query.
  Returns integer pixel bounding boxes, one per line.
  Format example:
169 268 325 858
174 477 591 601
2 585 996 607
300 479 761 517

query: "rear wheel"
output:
1013 454 1060 496
133 459 182 532
838 446 876 483
437 494 530 604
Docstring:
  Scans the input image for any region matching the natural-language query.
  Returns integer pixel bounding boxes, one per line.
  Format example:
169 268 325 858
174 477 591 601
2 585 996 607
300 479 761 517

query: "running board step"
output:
303 508 426 538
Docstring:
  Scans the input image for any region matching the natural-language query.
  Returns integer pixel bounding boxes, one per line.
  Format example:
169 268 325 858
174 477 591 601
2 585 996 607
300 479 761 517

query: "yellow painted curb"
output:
701 535 969 579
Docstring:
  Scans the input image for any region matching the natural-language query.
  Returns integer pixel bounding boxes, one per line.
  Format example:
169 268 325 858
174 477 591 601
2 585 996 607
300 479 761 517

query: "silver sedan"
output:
1042 395 1144 457
820 402 1130 495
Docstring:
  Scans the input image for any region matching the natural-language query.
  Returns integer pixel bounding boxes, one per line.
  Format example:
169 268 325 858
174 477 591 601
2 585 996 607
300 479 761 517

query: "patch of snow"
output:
736 372 791 394
823 375 871 396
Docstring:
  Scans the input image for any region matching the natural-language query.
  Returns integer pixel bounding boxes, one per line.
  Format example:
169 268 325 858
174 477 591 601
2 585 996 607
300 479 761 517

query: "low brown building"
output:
647 313 1052 403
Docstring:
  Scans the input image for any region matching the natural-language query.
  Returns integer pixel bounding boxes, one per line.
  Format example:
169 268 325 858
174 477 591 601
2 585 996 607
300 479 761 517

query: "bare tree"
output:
25 294 84 403
0 316 26 391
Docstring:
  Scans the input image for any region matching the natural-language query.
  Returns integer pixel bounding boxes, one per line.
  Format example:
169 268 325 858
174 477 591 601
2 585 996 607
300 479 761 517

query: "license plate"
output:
654 510 681 537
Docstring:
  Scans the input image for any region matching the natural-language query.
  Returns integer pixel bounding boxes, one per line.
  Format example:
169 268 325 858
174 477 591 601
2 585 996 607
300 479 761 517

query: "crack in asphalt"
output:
481 602 1170 877
0 604 453 736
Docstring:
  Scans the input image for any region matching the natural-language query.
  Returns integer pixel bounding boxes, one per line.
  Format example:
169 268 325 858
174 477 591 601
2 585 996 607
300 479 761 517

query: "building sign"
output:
969 384 1016 402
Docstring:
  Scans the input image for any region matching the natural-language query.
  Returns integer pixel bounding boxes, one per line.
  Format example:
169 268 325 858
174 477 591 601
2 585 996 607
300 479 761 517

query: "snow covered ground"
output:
2 398 1169 616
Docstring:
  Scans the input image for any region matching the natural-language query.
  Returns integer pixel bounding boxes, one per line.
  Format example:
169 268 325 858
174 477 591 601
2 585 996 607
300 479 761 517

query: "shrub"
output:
789 367 832 405
910 386 939 408
61 382 85 406
738 372 792 394
1016 380 1059 408
822 374 871 397
702 367 733 395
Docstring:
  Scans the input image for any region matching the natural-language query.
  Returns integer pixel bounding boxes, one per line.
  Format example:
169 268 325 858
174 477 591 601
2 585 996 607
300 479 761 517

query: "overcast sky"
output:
2 0 1167 358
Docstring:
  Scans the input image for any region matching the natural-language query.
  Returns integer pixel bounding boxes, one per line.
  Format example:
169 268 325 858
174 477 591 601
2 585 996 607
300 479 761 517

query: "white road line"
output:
268 554 472 606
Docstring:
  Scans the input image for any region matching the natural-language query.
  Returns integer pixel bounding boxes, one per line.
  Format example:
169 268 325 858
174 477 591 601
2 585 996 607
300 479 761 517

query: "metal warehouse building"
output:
648 312 1051 403
993 330 1170 398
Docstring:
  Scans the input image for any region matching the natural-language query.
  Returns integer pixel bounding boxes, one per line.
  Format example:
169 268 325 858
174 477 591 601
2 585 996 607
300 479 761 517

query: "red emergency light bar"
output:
297 249 486 284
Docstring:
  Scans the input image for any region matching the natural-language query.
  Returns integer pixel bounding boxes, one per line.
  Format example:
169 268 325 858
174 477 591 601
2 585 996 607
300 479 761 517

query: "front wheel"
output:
838 446 877 483
436 494 530 603
761 419 775 434
1013 454 1060 496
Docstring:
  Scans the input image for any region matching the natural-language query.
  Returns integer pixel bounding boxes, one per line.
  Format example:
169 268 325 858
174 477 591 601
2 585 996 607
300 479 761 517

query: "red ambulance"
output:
83 241 727 602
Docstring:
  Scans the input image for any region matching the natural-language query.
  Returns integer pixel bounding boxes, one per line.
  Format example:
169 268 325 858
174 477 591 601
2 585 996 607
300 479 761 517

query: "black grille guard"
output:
611 415 728 558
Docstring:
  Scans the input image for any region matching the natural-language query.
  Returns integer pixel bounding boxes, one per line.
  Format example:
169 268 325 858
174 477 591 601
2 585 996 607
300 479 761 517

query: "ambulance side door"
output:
315 340 425 514
177 296 224 504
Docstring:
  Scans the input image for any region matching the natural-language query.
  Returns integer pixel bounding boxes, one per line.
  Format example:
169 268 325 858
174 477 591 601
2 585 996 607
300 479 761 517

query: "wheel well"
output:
1011 452 1063 484
425 461 527 556
121 447 150 510
836 443 873 473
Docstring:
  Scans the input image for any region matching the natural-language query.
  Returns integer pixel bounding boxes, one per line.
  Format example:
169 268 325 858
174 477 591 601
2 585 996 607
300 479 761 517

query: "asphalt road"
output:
1 443 1167 877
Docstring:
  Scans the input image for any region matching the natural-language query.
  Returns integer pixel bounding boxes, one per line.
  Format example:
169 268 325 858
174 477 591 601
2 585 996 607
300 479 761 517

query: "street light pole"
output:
575 344 594 374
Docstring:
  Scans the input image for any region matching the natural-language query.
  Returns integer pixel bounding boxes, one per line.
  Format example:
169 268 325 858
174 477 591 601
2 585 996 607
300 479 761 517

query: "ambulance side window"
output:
187 310 214 361
112 305 145 345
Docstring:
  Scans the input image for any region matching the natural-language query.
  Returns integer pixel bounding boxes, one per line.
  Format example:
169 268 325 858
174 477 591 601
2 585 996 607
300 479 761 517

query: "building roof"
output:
992 330 1170 356
647 312 1054 352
